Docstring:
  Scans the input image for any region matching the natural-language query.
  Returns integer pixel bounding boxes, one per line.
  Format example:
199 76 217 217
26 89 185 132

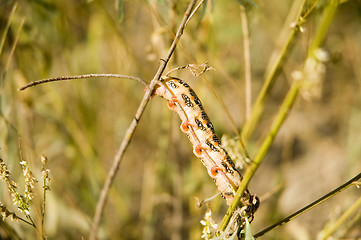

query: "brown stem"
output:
89 1 198 239
19 74 147 91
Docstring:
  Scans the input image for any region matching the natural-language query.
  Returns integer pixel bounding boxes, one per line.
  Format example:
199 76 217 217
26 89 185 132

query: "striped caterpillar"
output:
154 76 259 221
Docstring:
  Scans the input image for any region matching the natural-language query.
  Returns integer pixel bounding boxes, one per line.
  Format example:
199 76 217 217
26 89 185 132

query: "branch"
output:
19 74 147 91
255 172 361 238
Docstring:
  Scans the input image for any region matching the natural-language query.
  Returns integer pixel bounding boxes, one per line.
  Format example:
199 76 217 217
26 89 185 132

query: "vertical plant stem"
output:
240 0 306 143
240 5 252 120
89 1 198 239
218 79 302 232
219 0 339 234
309 0 339 54
41 154 49 240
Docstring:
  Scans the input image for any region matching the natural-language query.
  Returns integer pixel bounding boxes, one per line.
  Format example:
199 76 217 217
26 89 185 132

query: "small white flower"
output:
314 48 330 62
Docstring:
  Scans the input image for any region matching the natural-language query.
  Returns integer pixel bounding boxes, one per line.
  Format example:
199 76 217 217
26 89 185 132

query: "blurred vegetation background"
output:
1 0 360 239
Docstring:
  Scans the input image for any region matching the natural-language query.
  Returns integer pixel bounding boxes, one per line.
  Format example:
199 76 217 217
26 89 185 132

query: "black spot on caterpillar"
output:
167 81 179 89
206 140 220 152
195 118 206 131
181 93 194 108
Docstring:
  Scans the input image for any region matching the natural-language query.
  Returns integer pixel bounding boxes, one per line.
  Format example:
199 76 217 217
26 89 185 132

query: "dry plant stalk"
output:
86 1 201 239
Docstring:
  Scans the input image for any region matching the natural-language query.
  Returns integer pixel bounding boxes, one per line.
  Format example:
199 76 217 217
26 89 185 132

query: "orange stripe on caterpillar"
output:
154 76 259 219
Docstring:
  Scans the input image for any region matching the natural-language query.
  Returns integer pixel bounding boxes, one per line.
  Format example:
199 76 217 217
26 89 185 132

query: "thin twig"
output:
147 2 241 138
41 154 49 240
185 0 206 26
165 62 214 77
19 74 147 91
0 217 23 240
8 213 34 227
255 172 361 238
89 1 198 239
302 0 320 21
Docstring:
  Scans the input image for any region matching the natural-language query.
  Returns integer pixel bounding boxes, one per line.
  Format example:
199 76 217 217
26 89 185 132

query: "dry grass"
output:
1 0 360 239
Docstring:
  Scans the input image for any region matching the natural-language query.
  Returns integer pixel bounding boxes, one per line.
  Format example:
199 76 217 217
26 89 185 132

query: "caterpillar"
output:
154 76 259 221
